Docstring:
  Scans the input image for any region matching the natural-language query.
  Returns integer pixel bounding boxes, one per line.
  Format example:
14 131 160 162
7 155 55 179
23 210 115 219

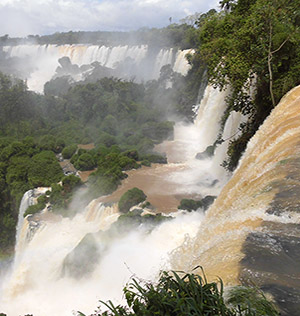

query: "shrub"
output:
141 160 151 167
23 195 48 217
140 153 167 164
118 156 139 171
73 153 96 171
118 188 147 213
38 135 56 152
178 199 202 212
122 150 139 161
83 269 279 316
96 133 117 147
178 196 216 212
27 151 63 187
62 174 82 192
62 144 77 159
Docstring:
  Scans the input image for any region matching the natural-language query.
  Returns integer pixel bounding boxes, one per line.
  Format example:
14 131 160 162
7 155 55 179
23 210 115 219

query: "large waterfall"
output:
172 85 300 315
1 84 300 315
3 44 193 92
0 84 237 315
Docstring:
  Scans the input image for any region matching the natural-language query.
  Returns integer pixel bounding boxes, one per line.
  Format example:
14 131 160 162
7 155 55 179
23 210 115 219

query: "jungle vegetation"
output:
79 269 279 316
0 0 298 262
0 71 176 254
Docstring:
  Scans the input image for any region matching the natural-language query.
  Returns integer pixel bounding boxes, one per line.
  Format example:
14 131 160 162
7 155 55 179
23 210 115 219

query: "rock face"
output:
195 145 215 160
62 233 101 278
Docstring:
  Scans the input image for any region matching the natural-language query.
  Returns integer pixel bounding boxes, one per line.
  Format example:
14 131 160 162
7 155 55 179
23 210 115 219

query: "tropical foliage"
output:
79 269 279 316
189 0 300 170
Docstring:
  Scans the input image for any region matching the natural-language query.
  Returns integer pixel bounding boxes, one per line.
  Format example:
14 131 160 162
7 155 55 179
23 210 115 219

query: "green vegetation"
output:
80 269 278 316
87 148 140 199
113 209 170 231
62 144 77 159
178 195 216 212
49 176 83 214
0 136 64 251
24 195 47 218
0 72 176 253
189 0 300 170
118 188 147 213
2 24 195 49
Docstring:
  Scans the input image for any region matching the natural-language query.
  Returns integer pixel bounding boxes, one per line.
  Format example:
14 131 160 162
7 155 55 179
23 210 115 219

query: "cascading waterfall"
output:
0 82 239 315
15 190 34 251
172 85 300 315
0 201 204 315
3 44 193 92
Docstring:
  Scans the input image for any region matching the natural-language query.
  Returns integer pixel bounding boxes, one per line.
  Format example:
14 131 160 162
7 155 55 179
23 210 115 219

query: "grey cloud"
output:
0 0 219 36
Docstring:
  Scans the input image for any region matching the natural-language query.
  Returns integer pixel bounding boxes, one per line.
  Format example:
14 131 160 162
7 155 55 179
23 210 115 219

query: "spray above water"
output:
0 83 244 315
3 44 193 93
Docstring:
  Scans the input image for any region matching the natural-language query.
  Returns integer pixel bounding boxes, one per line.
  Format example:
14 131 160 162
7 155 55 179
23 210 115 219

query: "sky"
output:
0 0 219 37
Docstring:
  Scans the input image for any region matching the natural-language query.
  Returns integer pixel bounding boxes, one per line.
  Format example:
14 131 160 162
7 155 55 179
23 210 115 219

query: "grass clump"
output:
79 269 279 316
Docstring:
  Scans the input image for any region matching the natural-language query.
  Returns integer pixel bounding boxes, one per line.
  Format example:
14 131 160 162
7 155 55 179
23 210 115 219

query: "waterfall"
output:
15 190 34 251
212 110 248 179
0 196 203 315
3 44 193 92
171 85 300 314
5 83 300 315
0 82 232 315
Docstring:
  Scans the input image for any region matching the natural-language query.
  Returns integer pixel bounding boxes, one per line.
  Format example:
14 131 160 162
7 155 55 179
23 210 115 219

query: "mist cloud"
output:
0 0 219 37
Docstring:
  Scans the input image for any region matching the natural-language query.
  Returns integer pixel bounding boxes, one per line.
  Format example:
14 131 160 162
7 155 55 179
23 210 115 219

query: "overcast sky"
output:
0 0 219 37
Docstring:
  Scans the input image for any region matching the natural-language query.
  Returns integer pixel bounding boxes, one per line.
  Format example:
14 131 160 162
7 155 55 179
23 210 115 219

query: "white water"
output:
0 84 245 316
3 44 193 92
15 190 34 251
161 85 245 198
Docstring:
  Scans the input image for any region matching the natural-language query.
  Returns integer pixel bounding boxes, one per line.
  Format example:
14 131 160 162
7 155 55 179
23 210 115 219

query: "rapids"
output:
0 84 237 315
3 84 300 315
172 85 300 315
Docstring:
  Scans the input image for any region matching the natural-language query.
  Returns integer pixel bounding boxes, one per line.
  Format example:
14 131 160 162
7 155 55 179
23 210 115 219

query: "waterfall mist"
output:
2 44 193 93
1 205 204 316
0 82 244 315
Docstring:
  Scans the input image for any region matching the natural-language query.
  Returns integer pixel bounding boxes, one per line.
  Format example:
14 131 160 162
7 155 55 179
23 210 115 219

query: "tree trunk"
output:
268 23 276 107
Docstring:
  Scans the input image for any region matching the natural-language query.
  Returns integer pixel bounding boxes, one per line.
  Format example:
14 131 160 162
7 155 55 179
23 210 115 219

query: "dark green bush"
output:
38 135 56 152
23 195 48 217
27 151 63 187
62 174 82 193
118 188 147 213
73 153 96 171
178 199 202 212
84 269 279 316
140 153 167 164
121 150 139 161
62 144 77 159
96 133 117 148
140 160 151 167
178 196 216 212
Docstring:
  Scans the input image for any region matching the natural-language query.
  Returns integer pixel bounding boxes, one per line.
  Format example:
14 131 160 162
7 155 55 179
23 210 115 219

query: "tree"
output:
246 0 299 106
193 0 300 170
118 188 147 213
199 0 300 109
219 0 236 12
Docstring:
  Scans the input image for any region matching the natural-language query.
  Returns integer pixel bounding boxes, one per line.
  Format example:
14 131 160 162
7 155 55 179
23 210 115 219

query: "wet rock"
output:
195 145 215 160
240 223 300 316
62 233 101 279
